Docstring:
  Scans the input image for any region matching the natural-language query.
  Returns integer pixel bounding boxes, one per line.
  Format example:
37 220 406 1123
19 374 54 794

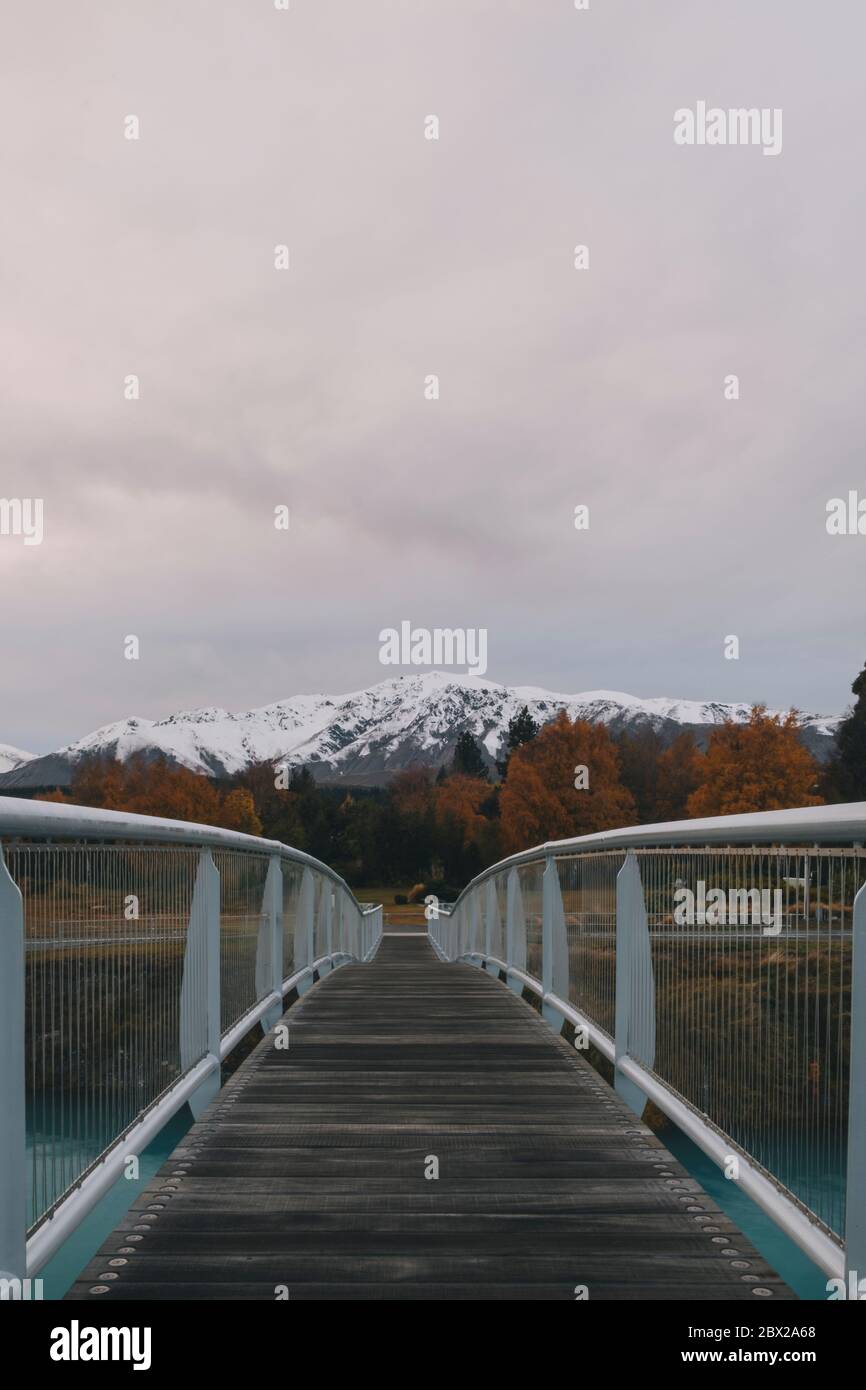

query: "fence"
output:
428 802 866 1284
0 796 382 1279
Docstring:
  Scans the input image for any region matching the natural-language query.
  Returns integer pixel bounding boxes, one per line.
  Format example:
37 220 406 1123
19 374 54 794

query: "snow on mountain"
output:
0 743 37 775
0 671 841 791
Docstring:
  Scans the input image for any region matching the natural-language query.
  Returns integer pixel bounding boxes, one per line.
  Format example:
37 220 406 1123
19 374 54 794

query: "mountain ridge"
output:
0 671 841 792
0 743 37 776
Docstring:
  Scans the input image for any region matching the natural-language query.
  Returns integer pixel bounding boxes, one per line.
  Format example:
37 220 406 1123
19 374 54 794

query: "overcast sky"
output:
2 0 865 752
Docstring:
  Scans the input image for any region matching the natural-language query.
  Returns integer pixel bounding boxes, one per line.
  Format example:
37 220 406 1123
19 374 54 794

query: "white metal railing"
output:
428 802 866 1286
0 796 382 1280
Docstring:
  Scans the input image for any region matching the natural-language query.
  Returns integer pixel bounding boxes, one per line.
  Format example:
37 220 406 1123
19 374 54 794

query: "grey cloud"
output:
1 0 865 750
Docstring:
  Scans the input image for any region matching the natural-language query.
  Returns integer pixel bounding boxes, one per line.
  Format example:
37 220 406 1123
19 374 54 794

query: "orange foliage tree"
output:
499 711 636 854
433 773 498 880
685 706 823 818
37 753 263 835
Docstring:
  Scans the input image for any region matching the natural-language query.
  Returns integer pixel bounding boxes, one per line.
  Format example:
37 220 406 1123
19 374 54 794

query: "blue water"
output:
661 1124 830 1300
34 1109 192 1300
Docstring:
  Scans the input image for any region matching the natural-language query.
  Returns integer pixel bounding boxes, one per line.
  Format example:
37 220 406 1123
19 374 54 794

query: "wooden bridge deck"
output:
67 935 794 1301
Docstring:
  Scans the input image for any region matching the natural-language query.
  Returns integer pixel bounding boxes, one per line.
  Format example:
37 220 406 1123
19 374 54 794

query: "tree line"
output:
37 658 866 895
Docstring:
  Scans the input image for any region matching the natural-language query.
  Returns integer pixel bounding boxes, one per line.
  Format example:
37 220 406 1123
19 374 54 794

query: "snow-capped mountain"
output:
0 743 37 775
0 672 840 791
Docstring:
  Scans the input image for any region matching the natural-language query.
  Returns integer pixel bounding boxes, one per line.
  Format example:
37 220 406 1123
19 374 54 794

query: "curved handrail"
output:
0 794 383 1278
447 800 866 912
0 794 366 901
429 800 866 1283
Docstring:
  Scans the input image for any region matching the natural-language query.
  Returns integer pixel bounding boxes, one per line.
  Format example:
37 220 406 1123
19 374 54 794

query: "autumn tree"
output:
499 711 636 854
685 706 822 818
39 753 126 810
433 772 499 883
219 788 263 835
38 752 263 835
115 754 224 824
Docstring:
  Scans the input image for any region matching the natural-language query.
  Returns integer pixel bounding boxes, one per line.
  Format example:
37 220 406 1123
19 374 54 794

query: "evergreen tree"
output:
615 728 663 822
451 730 488 780
825 660 866 801
654 732 703 822
496 705 540 778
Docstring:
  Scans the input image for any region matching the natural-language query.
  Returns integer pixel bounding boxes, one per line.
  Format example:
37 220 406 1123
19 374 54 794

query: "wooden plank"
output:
65 936 795 1302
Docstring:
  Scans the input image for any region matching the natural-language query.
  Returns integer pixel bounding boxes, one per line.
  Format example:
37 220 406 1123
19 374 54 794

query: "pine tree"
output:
451 730 488 780
825 660 866 801
654 732 703 821
496 705 540 778
615 728 663 822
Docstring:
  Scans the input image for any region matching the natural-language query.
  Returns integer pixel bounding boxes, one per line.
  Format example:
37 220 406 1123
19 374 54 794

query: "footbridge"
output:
1 798 864 1300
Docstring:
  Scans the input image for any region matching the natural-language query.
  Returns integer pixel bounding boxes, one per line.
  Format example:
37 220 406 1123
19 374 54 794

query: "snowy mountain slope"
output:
0 743 37 775
0 671 840 791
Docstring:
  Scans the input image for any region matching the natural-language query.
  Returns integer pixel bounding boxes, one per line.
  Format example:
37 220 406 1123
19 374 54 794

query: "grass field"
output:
355 887 430 927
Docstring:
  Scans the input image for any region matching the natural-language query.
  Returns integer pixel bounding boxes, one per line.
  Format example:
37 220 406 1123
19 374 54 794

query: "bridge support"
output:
846 877 866 1290
614 851 656 1118
505 867 526 994
256 854 284 1033
180 850 221 1121
541 857 568 1032
0 847 25 1283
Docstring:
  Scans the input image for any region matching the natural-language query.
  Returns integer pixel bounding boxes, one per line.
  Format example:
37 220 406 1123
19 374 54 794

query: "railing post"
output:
541 856 568 1032
614 851 656 1117
255 854 283 1033
484 878 497 972
471 891 480 960
0 846 25 1282
337 891 347 958
845 879 866 1288
319 884 334 975
505 867 526 994
296 867 316 995
180 849 221 1121
341 892 349 960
